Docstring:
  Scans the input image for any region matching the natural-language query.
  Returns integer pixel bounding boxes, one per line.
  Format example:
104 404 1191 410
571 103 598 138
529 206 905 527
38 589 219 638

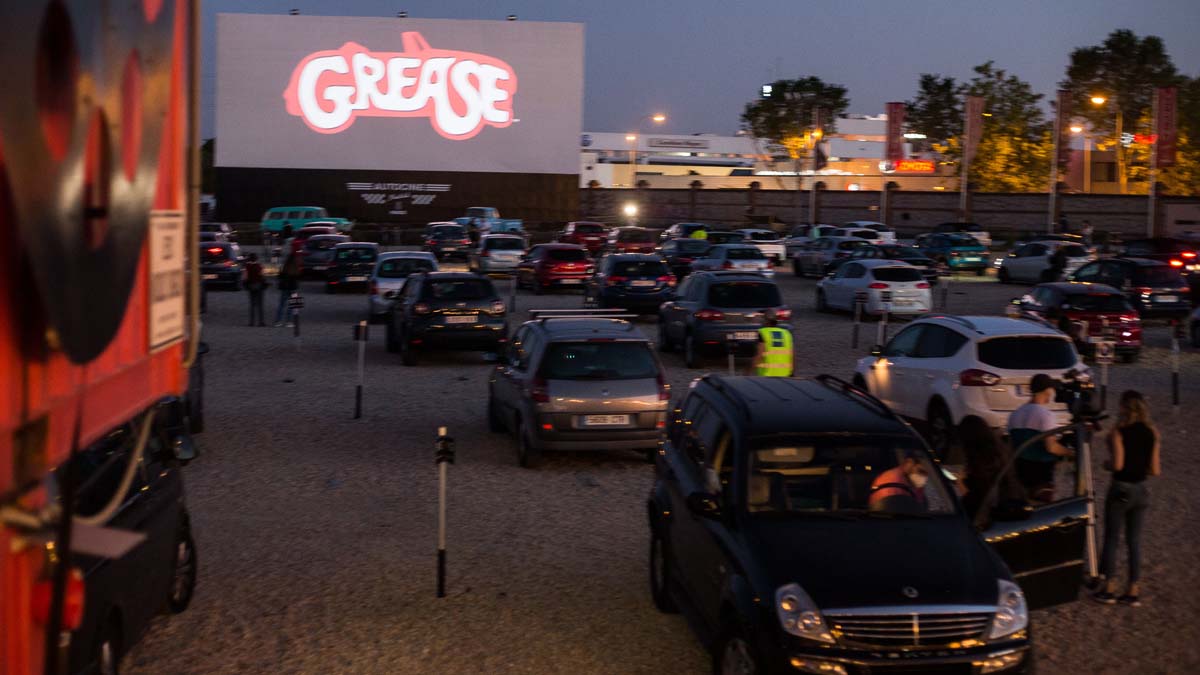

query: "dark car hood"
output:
743 517 1001 610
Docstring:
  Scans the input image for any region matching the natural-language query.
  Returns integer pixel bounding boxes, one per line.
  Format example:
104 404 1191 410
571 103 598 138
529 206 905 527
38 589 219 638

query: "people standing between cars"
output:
868 453 929 510
274 251 300 327
243 253 266 327
1042 245 1069 282
690 227 708 241
1058 214 1070 234
1009 374 1074 502
1094 390 1160 606
753 309 793 377
1082 220 1095 247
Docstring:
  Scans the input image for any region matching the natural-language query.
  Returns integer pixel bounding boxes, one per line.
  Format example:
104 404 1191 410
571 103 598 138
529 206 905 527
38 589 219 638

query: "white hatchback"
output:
735 228 787 263
816 260 931 315
842 221 898 244
995 240 1094 284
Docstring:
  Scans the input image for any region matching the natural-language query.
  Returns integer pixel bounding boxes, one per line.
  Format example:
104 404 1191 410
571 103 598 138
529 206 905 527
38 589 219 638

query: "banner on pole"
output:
885 102 906 162
1056 89 1072 167
1156 86 1178 167
964 96 984 166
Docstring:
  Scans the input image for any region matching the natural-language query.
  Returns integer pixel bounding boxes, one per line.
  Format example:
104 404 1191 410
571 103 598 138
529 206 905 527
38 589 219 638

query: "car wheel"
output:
792 259 802 277
649 526 679 613
517 422 541 468
713 622 763 675
926 399 955 459
658 320 675 353
998 267 1011 284
167 521 197 613
815 289 829 313
487 396 505 433
96 616 122 675
684 332 700 369
400 332 418 366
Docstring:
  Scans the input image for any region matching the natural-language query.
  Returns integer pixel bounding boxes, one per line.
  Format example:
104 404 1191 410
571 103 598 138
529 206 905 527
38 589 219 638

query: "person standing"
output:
1094 391 1160 606
753 309 793 377
689 227 708 241
1009 374 1074 502
275 251 300 327
1081 220 1095 247
243 253 267 326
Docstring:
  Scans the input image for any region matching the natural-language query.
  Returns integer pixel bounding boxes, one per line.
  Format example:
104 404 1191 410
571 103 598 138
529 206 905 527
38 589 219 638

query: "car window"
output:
1066 293 1133 313
977 337 1077 369
306 237 344 251
378 258 436 278
287 211 301 219
944 233 979 246
678 396 708 466
509 326 531 368
63 426 134 518
1027 243 1048 256
547 248 587 262
872 267 923 282
1072 262 1100 282
1123 240 1152 255
200 245 231 263
617 229 653 242
884 325 923 357
725 247 765 260
485 238 524 251
839 241 868 251
611 260 669 277
747 231 779 241
538 341 659 380
1060 244 1089 258
915 325 967 358
843 263 866 279
1030 287 1055 306
1131 266 1185 287
575 223 605 233
675 276 693 299
423 278 495 300
1099 262 1127 286
336 247 376 262
708 282 781 308
431 226 467 239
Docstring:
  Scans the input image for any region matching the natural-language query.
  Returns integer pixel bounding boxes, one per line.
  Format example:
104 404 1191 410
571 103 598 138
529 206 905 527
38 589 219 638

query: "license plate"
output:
631 280 656 287
444 315 477 324
202 274 218 280
584 414 629 426
443 246 457 250
894 299 915 306
559 278 582 285
732 331 758 340
1156 295 1178 303
346 276 367 282
962 257 981 262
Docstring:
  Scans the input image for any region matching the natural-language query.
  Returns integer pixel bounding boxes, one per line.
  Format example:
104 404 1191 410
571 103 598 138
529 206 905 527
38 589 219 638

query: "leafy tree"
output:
1160 76 1200 196
962 62 1053 192
906 74 961 152
741 77 849 152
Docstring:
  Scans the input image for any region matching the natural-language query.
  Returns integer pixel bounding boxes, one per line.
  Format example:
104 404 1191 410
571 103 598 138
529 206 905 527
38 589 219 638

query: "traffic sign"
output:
1094 340 1116 364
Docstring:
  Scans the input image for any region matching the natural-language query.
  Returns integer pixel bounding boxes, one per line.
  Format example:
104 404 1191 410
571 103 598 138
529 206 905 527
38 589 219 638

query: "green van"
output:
260 206 352 234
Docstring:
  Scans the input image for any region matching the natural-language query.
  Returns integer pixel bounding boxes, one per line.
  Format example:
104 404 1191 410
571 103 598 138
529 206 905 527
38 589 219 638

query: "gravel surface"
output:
125 263 1199 674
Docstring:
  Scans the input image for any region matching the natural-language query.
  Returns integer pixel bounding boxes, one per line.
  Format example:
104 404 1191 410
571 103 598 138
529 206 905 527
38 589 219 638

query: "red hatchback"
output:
606 226 658 254
516 244 595 294
1016 282 1142 362
558 221 608 253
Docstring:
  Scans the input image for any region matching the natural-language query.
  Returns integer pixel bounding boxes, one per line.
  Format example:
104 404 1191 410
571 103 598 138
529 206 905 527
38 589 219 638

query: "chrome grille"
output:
827 611 992 648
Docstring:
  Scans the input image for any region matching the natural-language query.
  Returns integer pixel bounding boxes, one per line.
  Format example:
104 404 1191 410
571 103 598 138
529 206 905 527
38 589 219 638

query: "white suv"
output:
853 315 1086 454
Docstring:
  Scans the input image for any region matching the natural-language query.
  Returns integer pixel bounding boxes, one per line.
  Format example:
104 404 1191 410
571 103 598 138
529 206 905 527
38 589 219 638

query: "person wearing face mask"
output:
868 453 930 511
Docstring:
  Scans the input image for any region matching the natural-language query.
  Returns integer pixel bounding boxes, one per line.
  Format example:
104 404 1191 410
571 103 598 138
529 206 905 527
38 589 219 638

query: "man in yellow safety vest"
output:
753 309 793 377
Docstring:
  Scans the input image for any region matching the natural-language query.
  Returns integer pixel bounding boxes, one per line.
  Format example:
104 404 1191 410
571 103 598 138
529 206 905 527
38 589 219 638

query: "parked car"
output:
584 254 675 313
300 234 349 277
704 230 747 246
853 314 1085 455
487 314 669 467
1012 232 1085 249
199 242 242 290
326 242 379 293
367 251 439 322
515 244 594 294
816 260 932 315
824 244 939 284
1015 282 1142 362
660 222 710 241
735 228 787 263
933 221 992 248
1069 257 1191 319
65 399 198 675
658 272 792 368
260 206 351 234
842 220 898 243
791 236 871 277
660 238 712 279
558 221 609 253
829 226 888 245
292 224 339 248
199 221 236 242
996 240 1093 284
915 232 990 275
385 272 507 365
1120 237 1200 283
469 234 526 275
423 223 473 261
649 374 1085 675
605 226 658 254
1190 306 1200 347
691 244 774 277
783 224 838 257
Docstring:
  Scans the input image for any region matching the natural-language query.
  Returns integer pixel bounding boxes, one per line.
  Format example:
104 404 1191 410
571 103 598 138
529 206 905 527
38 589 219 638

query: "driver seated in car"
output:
868 453 930 511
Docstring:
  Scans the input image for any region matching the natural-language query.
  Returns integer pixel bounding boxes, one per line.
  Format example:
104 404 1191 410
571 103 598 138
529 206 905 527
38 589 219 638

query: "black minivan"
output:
649 375 1088 675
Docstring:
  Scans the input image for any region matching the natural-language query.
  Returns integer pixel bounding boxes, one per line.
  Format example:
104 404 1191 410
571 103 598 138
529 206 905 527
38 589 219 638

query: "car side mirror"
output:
685 491 722 519
870 345 883 357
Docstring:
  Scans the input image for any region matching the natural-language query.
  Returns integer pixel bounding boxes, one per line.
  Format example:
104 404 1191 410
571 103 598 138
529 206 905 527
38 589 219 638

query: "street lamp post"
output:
626 113 667 188
1070 124 1092 194
1091 95 1124 195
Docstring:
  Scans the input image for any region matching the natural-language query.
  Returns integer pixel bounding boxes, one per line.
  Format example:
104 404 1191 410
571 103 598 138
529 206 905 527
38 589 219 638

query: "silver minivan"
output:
470 234 526 274
487 314 669 467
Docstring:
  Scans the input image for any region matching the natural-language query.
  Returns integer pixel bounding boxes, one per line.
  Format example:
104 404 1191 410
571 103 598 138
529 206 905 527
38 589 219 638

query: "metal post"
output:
851 294 863 349
1147 91 1159 238
876 292 891 346
1100 317 1110 411
435 426 455 598
354 321 367 419
726 334 737 376
940 278 950 311
1172 321 1181 412
1079 420 1099 579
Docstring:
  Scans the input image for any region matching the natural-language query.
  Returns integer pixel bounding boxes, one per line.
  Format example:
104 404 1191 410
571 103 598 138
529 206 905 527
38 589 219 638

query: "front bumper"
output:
780 640 1030 675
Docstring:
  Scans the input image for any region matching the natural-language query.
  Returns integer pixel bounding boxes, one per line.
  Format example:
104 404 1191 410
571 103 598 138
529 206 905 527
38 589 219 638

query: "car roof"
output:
824 236 870 242
692 271 774 282
420 271 487 281
334 241 378 248
844 221 886 227
916 314 1067 337
271 205 322 210
533 318 645 339
307 234 347 241
378 251 435 260
1036 282 1122 295
534 243 587 249
736 228 773 233
855 259 915 268
604 253 664 261
482 233 523 239
698 376 912 437
429 222 464 227
301 220 339 226
709 243 757 249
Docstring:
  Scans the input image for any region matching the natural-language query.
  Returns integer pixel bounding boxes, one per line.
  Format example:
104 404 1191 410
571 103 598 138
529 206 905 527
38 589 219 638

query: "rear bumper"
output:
599 288 674 309
201 269 240 286
532 426 664 451
410 322 507 349
1136 301 1190 318
478 258 520 272
692 323 793 353
536 274 590 288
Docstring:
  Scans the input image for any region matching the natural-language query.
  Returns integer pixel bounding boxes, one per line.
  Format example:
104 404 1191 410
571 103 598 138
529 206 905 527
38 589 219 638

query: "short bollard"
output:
1171 321 1182 412
876 291 892 346
509 274 518 314
353 321 368 419
289 292 304 349
726 333 737 376
435 427 455 598
851 292 865 349
939 277 951 310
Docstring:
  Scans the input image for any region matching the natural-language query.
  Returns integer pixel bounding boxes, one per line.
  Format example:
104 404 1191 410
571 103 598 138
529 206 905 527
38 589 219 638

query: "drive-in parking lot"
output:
126 261 1200 674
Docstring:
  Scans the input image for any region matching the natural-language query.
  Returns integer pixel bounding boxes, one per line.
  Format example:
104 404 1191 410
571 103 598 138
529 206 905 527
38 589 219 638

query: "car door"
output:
865 324 924 413
907 325 969 419
827 263 861 309
1017 243 1050 282
1069 261 1101 283
493 325 535 429
664 276 699 342
517 246 541 285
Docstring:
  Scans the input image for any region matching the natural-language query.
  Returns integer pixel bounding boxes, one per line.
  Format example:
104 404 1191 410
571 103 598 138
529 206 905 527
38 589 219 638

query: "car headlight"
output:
987 579 1028 640
776 583 834 644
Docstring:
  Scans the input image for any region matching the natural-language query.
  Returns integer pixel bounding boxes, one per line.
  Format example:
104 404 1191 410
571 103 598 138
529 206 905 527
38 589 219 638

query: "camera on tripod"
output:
1054 369 1101 419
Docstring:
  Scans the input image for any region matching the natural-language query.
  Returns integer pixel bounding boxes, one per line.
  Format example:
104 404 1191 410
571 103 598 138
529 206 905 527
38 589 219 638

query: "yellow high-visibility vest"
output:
756 326 793 377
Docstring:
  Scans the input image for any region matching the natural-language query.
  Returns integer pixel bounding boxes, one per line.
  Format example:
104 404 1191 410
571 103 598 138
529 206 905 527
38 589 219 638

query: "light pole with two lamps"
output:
625 113 667 187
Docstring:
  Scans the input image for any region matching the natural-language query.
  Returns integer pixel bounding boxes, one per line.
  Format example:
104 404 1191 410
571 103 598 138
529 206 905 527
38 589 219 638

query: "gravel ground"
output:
124 263 1200 674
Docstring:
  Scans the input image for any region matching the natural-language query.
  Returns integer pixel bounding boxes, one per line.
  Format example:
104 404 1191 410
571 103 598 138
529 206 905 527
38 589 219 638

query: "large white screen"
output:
216 14 583 174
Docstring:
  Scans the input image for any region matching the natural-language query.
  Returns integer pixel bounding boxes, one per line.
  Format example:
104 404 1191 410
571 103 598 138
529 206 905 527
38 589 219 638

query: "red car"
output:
558 221 608 253
606 226 657 254
1016 282 1142 362
516 244 594 294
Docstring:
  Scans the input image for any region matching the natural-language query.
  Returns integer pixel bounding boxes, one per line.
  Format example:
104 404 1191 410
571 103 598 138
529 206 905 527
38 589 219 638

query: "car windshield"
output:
539 341 658 380
200 246 230 263
467 208 495 218
424 279 494 301
574 223 605 233
1132 266 1186 287
1066 294 1132 313
547 248 587 262
944 234 981 246
432 227 466 240
872 267 923 282
1060 244 1089 258
856 223 892 232
745 439 956 516
675 239 711 254
336 248 376 262
611 260 669 277
725 247 765 260
485 238 524 251
378 258 436 278
708 282 781 308
746 231 779 241
977 337 1076 370
298 228 335 238
617 229 654 242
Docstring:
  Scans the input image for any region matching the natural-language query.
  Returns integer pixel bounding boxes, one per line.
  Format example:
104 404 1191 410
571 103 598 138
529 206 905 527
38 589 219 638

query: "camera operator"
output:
1009 374 1075 502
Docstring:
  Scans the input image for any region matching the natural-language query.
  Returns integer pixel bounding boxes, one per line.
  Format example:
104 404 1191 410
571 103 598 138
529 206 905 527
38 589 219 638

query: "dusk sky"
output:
201 0 1200 139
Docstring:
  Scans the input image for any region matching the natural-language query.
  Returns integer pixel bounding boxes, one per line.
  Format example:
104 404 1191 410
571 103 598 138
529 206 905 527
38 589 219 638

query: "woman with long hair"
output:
1094 390 1161 606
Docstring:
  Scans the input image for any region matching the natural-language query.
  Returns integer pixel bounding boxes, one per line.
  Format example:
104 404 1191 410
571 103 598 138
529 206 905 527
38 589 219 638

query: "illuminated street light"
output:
627 114 667 187
652 113 667 123
1070 124 1084 134
1090 95 1107 106
623 203 638 217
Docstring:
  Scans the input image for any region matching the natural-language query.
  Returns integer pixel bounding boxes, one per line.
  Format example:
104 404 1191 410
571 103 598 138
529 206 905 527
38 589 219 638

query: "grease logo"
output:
283 32 518 139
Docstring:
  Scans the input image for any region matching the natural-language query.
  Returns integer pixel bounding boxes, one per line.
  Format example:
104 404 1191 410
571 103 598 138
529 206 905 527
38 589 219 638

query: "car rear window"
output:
378 258 435 278
676 239 711 254
944 234 980 246
611 260 669 277
1131 266 1186 287
431 227 466 239
575 223 605 233
839 240 869 251
708 282 781 308
200 246 230 263
881 247 923 260
1066 294 1132 313
747 231 779 241
306 237 344 250
548 248 587 262
726 247 766 260
485 238 524 251
1060 244 1089 257
424 279 495 301
849 230 877 239
336 247 377 262
977 337 1076 370
872 267 924 282
707 232 743 244
539 341 659 380
617 229 654 242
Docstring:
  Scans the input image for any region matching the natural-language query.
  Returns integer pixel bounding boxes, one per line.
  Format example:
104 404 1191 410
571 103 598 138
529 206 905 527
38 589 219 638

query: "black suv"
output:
326 242 379 293
649 375 1089 675
658 272 791 368
1069 257 1190 318
385 272 507 365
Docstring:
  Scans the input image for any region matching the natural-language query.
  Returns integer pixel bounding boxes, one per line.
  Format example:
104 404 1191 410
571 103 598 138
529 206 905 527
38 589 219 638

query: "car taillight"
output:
656 275 676 287
915 282 930 289
459 239 471 245
656 372 671 401
530 374 550 403
960 369 1002 386
1183 251 1197 259
224 260 237 267
489 300 506 315
1170 259 1184 267
1136 287 1153 297
868 282 889 289
413 302 432 315
426 239 437 246
606 275 630 286
678 257 693 263
775 308 792 320
1119 313 1139 322
694 309 724 321
478 250 490 257
722 261 734 269
585 266 595 273
206 247 222 254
